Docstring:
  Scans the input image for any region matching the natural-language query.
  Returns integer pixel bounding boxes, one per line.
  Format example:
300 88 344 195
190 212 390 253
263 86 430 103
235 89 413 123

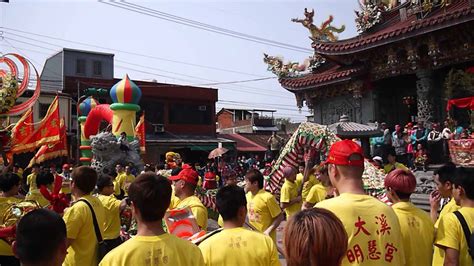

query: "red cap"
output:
169 164 198 185
62 164 70 169
204 171 216 179
326 140 364 167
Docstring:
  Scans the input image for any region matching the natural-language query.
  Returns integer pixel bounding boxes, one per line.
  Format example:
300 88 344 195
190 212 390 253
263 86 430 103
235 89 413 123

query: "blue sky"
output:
0 0 360 122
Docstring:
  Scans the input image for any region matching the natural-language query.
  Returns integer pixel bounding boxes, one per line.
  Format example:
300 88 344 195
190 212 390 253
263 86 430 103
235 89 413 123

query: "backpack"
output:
453 211 474 259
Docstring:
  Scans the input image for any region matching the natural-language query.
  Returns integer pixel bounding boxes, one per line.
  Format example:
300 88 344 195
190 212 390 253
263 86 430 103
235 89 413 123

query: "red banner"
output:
28 118 68 168
446 96 474 111
10 108 35 154
20 96 61 152
135 112 146 154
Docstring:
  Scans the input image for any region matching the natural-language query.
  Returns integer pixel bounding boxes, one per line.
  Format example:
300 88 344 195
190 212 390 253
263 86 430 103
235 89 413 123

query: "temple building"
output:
265 0 474 127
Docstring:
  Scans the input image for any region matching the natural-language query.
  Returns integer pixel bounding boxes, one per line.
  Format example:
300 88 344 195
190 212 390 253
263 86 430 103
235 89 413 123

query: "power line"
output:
194 77 275 86
4 34 287 95
3 27 267 78
100 1 312 54
3 36 302 103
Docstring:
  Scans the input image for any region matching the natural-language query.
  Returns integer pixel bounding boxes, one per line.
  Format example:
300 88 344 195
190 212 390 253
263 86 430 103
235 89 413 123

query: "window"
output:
169 103 212 125
93 61 102 76
76 59 86 75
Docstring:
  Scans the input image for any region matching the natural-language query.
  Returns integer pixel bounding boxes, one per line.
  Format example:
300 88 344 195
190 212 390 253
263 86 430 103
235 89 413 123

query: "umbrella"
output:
208 147 229 159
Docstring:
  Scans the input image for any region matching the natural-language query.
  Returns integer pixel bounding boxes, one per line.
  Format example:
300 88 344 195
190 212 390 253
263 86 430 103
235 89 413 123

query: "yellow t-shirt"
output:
383 163 408 174
26 173 37 192
432 198 461 264
296 173 318 199
113 172 125 196
392 201 434 266
97 194 122 240
175 195 208 231
435 198 460 229
199 227 280 266
169 185 180 210
63 195 106 266
316 193 405 266
115 173 135 196
305 183 327 204
25 189 50 207
246 189 282 241
0 197 22 256
99 233 204 266
218 215 224 228
434 207 474 266
280 179 301 218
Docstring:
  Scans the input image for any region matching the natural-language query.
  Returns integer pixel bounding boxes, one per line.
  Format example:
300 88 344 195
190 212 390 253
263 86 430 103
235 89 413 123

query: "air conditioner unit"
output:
198 105 207 111
152 124 164 133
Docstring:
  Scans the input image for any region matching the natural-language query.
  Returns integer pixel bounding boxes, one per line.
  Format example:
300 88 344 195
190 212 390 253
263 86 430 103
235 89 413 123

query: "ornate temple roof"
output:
314 1 474 55
279 65 363 90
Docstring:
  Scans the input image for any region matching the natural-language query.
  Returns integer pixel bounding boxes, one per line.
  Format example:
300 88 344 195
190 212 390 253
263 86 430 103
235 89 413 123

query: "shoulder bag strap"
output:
78 199 103 243
453 211 472 251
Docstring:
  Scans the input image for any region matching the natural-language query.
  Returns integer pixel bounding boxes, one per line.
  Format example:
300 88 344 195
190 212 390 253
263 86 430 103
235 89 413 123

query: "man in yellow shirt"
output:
434 167 474 266
170 164 208 230
296 162 318 200
26 164 40 193
429 162 460 264
114 165 135 198
99 173 204 266
0 172 22 265
63 166 106 266
244 169 283 242
96 176 127 249
199 185 280 266
280 166 302 218
384 169 434 266
316 140 405 266
13 209 67 266
302 163 329 210
430 162 459 224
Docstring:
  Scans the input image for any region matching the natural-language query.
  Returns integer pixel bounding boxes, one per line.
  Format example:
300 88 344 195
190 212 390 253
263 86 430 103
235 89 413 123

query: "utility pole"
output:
76 81 80 165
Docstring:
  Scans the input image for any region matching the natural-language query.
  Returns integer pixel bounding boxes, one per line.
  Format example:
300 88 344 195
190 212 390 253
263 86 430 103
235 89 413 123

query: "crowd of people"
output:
0 138 472 266
370 120 473 172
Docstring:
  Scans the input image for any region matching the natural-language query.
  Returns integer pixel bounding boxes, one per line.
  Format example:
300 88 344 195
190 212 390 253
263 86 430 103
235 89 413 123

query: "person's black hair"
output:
97 176 113 192
434 162 456 184
128 173 171 222
298 162 305 167
31 164 40 169
170 167 182 177
15 209 66 264
216 185 247 221
0 172 20 192
245 169 264 189
394 191 411 200
71 166 97 194
387 148 397 157
453 167 474 200
36 172 54 188
155 164 165 171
